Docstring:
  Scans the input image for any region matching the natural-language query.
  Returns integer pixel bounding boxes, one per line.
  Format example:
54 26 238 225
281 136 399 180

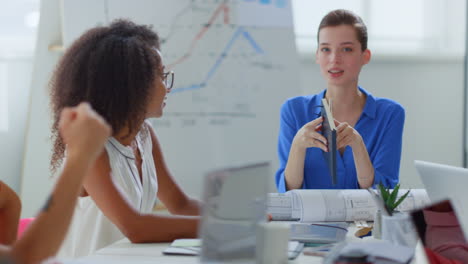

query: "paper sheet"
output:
268 189 430 222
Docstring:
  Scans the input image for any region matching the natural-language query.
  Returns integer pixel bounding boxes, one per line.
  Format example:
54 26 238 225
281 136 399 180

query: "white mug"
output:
256 222 290 264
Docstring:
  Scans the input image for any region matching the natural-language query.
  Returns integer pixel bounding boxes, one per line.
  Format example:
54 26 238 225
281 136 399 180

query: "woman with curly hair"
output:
50 19 201 258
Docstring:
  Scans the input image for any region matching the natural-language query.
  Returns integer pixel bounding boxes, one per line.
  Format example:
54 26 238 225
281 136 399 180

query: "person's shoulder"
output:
0 181 14 198
92 147 111 172
0 181 16 194
142 120 156 136
141 120 158 145
141 120 154 134
373 96 405 113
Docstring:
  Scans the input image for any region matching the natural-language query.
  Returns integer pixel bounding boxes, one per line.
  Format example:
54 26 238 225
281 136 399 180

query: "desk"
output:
67 239 319 264
63 225 428 264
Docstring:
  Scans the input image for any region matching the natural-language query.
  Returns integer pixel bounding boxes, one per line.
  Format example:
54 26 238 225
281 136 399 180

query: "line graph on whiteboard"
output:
149 0 294 129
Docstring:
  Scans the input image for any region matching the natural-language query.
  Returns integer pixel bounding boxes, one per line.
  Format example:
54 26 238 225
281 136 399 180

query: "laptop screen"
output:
199 162 270 262
410 199 468 263
414 160 468 240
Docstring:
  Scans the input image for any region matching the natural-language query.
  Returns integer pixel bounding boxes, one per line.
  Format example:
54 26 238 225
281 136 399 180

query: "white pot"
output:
381 212 418 248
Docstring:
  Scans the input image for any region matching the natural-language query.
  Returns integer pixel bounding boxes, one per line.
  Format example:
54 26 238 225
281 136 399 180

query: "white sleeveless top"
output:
57 123 158 258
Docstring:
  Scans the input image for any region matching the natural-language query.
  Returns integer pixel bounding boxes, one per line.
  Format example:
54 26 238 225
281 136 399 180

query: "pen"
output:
303 250 328 257
310 223 348 232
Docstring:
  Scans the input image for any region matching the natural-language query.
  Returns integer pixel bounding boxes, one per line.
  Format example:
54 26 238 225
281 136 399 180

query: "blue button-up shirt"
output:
275 87 405 192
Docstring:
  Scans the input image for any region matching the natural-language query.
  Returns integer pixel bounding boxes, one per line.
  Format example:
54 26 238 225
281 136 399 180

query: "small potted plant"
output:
372 183 410 239
379 183 418 246
377 183 410 215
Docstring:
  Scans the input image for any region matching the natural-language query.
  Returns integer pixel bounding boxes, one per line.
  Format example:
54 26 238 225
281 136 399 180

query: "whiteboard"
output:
21 0 301 217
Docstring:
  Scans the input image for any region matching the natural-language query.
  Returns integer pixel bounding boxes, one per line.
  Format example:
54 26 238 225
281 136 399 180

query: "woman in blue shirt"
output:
276 9 405 192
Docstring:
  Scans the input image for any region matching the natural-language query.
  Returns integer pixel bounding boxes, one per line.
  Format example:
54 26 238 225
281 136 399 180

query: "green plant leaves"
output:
378 183 389 202
377 183 411 214
393 189 411 210
387 184 400 211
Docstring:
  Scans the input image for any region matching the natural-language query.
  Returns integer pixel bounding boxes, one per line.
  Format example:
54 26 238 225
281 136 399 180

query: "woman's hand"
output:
335 120 363 150
292 116 328 152
59 102 111 165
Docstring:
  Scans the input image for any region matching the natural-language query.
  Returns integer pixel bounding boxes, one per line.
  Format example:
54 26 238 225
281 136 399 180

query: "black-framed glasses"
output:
163 71 174 91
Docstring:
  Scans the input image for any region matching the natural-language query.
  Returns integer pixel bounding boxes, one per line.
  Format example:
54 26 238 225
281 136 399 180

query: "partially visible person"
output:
0 181 21 245
423 201 468 263
425 248 462 264
275 9 404 192
50 19 201 258
0 102 111 264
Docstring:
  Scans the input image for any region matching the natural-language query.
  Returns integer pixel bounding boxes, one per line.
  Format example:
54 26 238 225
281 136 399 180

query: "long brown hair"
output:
49 19 161 172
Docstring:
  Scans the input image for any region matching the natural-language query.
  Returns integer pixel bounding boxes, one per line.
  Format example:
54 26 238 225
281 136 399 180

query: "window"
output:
0 0 39 132
0 1 39 57
292 0 466 57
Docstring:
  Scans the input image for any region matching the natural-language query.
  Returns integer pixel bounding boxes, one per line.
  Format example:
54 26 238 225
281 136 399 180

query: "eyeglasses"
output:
162 71 174 91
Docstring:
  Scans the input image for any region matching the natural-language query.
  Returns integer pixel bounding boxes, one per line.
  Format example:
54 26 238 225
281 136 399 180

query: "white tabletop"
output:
62 224 428 264
66 239 319 264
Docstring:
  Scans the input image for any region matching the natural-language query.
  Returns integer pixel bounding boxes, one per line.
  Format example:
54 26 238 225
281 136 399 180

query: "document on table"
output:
268 189 429 222
266 193 299 221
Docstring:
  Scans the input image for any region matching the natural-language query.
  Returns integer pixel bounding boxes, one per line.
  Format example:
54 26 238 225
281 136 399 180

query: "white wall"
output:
298 53 464 188
0 49 464 214
0 58 32 190
0 46 464 194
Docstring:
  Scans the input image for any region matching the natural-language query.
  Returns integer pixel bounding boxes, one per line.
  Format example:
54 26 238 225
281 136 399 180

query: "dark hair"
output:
49 19 161 172
317 9 368 51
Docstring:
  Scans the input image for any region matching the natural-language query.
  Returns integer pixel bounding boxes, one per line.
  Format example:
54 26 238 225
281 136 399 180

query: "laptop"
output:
410 199 468 263
163 162 304 261
199 162 270 262
414 160 468 238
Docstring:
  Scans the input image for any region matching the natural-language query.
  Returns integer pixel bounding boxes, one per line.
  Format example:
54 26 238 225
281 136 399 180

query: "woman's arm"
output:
335 120 375 188
366 105 405 188
276 101 327 192
352 138 374 188
149 126 201 216
82 152 199 243
10 156 97 264
3 103 111 264
335 104 405 188
344 129 374 188
285 117 327 190
0 181 21 245
82 124 200 244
